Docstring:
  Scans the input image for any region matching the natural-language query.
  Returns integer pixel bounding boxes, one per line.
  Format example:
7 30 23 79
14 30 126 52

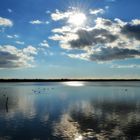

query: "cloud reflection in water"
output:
0 82 140 139
53 99 140 140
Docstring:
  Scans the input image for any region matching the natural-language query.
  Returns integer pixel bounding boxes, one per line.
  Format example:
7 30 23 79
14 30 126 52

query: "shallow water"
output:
0 81 140 140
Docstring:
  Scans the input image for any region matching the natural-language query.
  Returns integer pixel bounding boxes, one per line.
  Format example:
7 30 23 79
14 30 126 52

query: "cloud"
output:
51 7 107 22
29 20 49 25
68 28 118 49
23 45 37 55
7 34 19 39
52 26 72 34
121 23 140 40
46 10 51 14
51 8 86 22
39 40 49 48
15 41 25 45
89 8 105 15
45 21 49 24
29 20 43 24
67 47 140 61
131 19 140 25
7 35 13 39
89 47 140 61
51 9 71 21
105 6 109 9
8 9 13 13
39 48 54 56
0 17 13 27
50 17 140 62
106 0 116 2
0 45 37 68
111 64 140 68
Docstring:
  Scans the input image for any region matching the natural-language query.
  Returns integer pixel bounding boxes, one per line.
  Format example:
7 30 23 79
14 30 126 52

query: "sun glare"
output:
68 12 86 26
64 81 84 87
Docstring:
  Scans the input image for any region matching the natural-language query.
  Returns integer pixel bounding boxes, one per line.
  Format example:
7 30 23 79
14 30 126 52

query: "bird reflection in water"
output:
5 96 8 112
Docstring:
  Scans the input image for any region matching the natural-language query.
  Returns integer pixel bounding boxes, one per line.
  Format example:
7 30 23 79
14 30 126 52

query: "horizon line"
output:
0 78 140 82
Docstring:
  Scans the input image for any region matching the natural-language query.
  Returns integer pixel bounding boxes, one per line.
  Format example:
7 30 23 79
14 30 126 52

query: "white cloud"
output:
0 45 37 68
14 34 19 38
46 10 51 14
45 21 49 24
51 8 85 22
52 26 72 34
51 9 71 21
8 9 13 13
131 19 140 25
41 49 54 56
16 41 25 45
39 40 49 48
49 32 78 50
29 20 49 25
0 17 13 27
111 64 140 68
105 6 109 9
7 34 19 39
7 35 13 39
89 8 105 15
49 34 66 41
23 45 37 55
67 53 89 61
106 0 116 2
29 20 43 24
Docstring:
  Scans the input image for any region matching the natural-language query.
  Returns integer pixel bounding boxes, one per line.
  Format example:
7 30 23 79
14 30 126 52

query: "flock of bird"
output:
0 86 129 113
31 87 54 94
0 87 55 112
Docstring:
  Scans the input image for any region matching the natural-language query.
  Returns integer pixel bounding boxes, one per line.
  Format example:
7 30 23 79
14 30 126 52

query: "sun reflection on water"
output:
64 81 85 87
75 135 83 140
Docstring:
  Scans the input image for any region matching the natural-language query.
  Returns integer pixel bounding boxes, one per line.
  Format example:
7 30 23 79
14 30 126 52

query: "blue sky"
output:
0 0 140 79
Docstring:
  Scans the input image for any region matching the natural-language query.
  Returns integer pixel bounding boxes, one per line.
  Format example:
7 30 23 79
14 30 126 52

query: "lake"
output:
0 81 140 140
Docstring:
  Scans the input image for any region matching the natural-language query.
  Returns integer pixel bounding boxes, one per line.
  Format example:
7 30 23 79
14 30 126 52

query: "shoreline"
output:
0 79 140 82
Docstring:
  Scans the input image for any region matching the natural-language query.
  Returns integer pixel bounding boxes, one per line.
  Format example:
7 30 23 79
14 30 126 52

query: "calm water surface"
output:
0 82 140 140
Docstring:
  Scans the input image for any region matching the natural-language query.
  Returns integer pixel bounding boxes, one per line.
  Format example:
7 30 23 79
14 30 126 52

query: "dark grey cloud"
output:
0 61 20 68
0 51 20 68
0 51 19 60
89 47 140 61
50 17 140 62
121 24 140 40
0 52 23 68
66 20 140 61
69 28 118 49
0 45 37 68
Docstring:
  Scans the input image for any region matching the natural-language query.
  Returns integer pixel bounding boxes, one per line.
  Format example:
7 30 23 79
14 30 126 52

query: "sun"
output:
68 12 86 26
